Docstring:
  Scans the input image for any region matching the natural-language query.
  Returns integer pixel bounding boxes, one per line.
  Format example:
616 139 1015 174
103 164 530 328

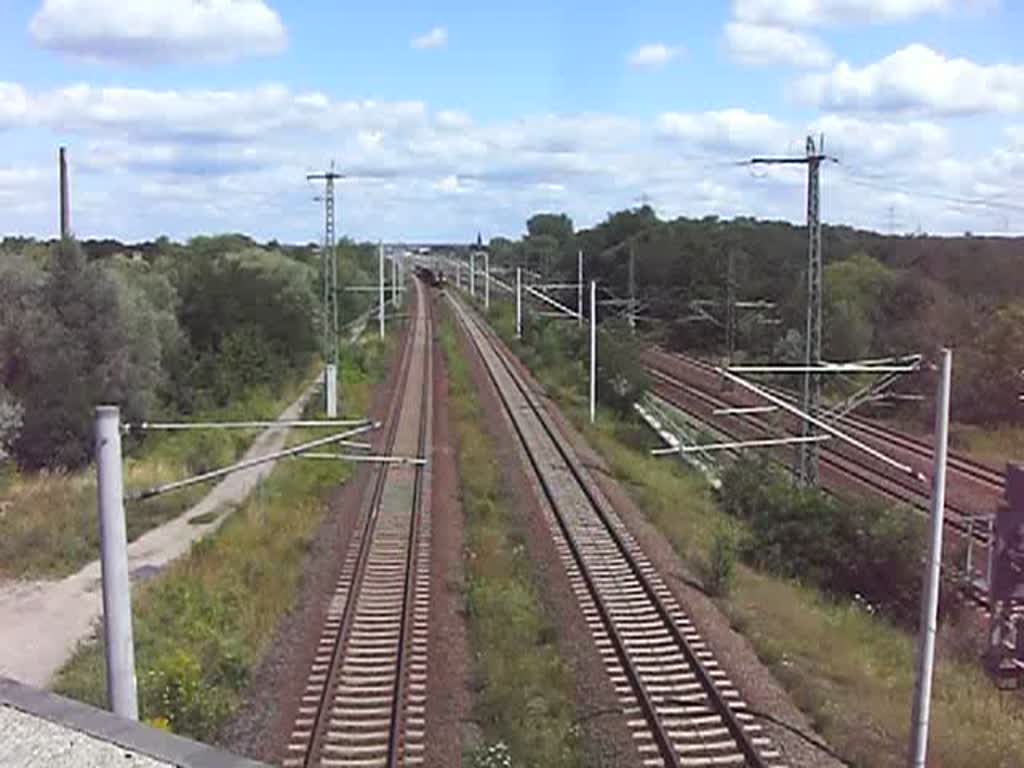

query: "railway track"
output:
643 350 1003 546
284 279 433 768
657 349 1005 491
449 293 785 768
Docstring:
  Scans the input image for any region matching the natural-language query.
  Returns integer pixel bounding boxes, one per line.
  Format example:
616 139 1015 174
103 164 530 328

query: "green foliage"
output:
822 252 897 361
0 232 345 469
706 523 739 597
719 458 926 623
470 742 514 768
0 241 177 468
169 245 318 410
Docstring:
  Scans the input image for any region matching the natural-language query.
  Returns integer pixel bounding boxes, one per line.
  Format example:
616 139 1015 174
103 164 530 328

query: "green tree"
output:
822 252 896 361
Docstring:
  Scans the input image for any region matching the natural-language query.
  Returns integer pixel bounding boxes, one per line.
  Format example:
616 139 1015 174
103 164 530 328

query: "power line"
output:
838 165 1024 216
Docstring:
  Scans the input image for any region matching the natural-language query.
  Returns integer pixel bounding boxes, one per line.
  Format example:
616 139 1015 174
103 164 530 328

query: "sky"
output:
1 0 1023 243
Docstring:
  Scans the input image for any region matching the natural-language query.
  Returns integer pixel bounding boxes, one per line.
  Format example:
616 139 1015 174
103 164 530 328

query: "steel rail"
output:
295 280 430 768
386 283 433 768
450 295 774 768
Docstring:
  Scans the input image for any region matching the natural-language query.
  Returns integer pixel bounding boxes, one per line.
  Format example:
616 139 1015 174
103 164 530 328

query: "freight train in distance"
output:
414 265 446 288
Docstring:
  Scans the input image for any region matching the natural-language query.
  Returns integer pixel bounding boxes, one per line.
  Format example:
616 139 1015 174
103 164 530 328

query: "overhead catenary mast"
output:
750 135 829 486
307 162 344 417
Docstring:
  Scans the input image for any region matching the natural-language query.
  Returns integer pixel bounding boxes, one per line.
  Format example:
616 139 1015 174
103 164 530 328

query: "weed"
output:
706 524 738 597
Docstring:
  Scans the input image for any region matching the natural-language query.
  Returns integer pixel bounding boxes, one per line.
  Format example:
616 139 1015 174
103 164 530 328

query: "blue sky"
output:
1 0 1022 242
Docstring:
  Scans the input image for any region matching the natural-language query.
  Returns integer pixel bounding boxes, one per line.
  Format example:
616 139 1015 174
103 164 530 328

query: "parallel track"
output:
285 279 432 768
450 293 784 768
643 351 1002 547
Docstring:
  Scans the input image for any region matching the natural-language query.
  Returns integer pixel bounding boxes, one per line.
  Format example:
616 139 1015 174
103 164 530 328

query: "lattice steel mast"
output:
750 135 828 485
308 162 344 416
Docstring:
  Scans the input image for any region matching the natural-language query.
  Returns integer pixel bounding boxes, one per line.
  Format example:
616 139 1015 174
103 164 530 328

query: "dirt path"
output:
0 375 322 688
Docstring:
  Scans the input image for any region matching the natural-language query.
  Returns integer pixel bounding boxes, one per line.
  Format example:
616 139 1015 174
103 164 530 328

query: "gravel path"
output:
0 376 321 689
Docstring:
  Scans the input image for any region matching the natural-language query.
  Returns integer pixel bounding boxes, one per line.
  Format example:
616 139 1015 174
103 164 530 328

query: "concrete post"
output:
378 243 385 340
484 251 490 311
325 364 338 417
908 348 952 768
516 268 522 339
577 249 583 329
59 146 70 239
589 280 597 424
95 406 138 720
470 252 476 298
391 254 398 308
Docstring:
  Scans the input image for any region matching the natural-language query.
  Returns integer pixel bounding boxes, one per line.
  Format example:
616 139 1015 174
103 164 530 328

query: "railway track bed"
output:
449 293 787 768
284 279 433 768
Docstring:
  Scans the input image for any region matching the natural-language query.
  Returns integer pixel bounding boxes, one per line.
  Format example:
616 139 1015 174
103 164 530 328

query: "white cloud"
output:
732 0 950 27
724 22 832 67
433 174 462 193
411 26 447 50
795 44 1024 115
810 114 949 165
627 43 681 69
658 109 790 152
0 78 1019 239
29 0 286 63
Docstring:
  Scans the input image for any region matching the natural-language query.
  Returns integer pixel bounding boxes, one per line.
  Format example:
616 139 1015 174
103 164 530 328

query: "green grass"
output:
951 423 1024 466
477 295 1024 768
52 334 393 741
0 372 316 580
440 306 582 768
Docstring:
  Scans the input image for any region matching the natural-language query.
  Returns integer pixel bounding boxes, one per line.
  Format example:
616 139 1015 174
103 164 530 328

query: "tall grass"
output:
440 307 581 768
951 423 1024 466
0 373 314 580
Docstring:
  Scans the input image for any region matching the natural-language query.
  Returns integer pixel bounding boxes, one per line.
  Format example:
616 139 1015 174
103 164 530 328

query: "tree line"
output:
0 234 377 470
488 208 1024 429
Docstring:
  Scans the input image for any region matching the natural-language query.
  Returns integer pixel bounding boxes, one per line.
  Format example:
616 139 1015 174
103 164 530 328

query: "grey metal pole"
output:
590 280 597 423
95 406 138 720
378 243 385 340
484 251 490 311
516 268 522 339
470 252 476 298
391 253 397 308
325 364 337 417
577 250 583 329
908 348 952 768
628 241 636 335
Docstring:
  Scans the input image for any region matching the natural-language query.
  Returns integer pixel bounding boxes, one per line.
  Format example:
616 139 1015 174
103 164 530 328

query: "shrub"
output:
707 524 739 596
719 457 926 624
